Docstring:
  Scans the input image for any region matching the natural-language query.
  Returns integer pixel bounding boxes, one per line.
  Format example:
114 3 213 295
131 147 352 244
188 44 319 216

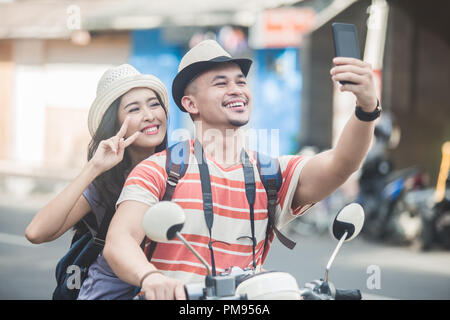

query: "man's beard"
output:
228 118 249 127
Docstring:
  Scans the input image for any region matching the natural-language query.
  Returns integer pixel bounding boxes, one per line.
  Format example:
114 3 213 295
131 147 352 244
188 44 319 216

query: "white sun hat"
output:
88 64 169 137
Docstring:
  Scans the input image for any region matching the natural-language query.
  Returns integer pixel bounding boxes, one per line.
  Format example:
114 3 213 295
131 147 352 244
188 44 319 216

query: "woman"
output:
25 64 169 299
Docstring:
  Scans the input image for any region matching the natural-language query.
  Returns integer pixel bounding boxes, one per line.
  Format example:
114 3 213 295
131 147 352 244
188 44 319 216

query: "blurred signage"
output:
249 8 315 48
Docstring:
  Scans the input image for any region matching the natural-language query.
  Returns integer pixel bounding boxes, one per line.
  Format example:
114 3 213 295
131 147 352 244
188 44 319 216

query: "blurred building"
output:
0 1 134 188
382 0 449 184
0 0 318 193
0 0 448 196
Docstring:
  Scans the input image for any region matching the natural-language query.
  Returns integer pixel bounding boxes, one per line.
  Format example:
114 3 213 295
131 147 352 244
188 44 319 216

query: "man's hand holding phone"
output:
330 57 378 111
331 23 378 111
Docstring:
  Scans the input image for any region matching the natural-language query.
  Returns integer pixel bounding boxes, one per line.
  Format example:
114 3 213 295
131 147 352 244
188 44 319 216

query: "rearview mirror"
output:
142 201 185 242
330 203 365 242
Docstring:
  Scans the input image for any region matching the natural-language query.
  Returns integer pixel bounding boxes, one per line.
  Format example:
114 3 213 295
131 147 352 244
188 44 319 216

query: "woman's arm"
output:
25 162 100 244
25 116 139 244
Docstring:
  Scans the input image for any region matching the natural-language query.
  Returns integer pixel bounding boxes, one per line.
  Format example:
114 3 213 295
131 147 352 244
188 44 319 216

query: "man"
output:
103 40 379 300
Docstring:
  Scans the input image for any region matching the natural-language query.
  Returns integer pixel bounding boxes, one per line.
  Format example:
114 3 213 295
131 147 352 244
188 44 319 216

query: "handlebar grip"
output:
301 289 326 300
334 289 362 300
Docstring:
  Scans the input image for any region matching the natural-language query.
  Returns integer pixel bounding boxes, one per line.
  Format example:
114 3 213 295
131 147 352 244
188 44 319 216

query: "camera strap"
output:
193 139 257 276
240 149 257 270
194 139 217 276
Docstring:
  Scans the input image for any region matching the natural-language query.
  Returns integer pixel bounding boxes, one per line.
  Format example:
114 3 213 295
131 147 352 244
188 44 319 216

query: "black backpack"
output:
52 209 114 300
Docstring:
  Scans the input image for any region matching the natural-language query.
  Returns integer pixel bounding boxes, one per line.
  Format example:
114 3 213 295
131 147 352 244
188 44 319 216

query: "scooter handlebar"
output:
334 288 362 300
134 285 362 300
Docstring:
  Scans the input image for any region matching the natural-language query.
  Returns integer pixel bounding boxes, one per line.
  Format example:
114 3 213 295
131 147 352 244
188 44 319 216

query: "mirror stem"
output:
176 232 212 276
324 231 348 282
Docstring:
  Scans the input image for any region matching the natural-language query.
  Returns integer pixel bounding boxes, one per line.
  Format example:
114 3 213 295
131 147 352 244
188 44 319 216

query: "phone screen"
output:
337 30 360 58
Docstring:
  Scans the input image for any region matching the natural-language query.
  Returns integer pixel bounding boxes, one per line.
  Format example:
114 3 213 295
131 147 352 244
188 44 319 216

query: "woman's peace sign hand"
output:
89 116 140 174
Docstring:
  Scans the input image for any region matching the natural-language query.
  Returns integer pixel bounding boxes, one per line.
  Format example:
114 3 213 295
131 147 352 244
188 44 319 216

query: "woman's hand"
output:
24 118 140 243
89 116 140 174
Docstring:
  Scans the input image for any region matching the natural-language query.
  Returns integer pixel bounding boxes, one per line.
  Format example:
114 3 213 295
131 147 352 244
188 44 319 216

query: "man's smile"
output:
223 98 248 112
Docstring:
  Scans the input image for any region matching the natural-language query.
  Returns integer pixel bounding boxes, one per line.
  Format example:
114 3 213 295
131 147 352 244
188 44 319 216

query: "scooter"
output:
403 142 450 250
356 114 427 242
136 201 365 300
363 166 426 243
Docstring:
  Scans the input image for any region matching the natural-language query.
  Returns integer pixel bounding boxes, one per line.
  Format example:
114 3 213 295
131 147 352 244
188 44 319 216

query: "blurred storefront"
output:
300 0 449 185
382 0 450 184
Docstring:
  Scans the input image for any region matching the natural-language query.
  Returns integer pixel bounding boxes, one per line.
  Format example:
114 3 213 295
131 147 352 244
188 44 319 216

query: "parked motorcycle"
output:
136 201 365 300
356 114 428 243
403 142 450 250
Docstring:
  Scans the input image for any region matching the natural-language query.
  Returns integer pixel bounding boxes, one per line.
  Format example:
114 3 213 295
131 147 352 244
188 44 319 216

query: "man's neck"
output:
194 122 246 168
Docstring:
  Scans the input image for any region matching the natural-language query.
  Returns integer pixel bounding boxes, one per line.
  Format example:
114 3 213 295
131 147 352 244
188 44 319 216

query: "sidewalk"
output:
0 190 59 212
0 160 77 211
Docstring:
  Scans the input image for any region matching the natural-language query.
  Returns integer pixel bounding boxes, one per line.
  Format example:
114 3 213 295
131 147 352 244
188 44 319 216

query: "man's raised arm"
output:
293 57 378 208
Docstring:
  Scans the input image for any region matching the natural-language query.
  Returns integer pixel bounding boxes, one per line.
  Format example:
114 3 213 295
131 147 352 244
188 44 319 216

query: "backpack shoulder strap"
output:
256 152 283 192
162 140 191 201
145 140 191 261
256 152 296 252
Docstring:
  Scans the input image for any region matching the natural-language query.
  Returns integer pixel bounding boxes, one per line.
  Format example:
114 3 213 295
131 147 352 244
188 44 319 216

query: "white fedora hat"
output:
172 40 252 112
88 64 169 137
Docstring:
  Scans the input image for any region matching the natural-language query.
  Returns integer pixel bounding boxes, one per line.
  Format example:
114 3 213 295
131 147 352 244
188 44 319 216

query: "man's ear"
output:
181 95 199 115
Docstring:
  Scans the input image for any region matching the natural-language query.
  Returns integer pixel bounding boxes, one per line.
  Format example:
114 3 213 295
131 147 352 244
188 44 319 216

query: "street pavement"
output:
265 228 450 300
0 196 449 300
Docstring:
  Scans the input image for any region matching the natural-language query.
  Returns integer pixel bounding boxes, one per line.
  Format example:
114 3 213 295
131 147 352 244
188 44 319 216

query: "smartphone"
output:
332 23 361 85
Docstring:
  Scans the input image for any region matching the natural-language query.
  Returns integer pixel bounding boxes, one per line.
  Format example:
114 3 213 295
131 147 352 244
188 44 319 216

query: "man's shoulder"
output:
129 151 168 180
276 154 306 165
252 151 303 167
131 140 195 175
258 153 308 184
250 150 301 160
140 150 167 166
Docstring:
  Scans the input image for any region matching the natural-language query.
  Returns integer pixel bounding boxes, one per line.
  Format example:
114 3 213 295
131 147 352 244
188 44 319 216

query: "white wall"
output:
11 36 130 169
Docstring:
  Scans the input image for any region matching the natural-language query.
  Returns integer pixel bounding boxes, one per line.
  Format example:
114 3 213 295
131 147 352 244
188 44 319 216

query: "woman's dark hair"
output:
74 89 168 234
